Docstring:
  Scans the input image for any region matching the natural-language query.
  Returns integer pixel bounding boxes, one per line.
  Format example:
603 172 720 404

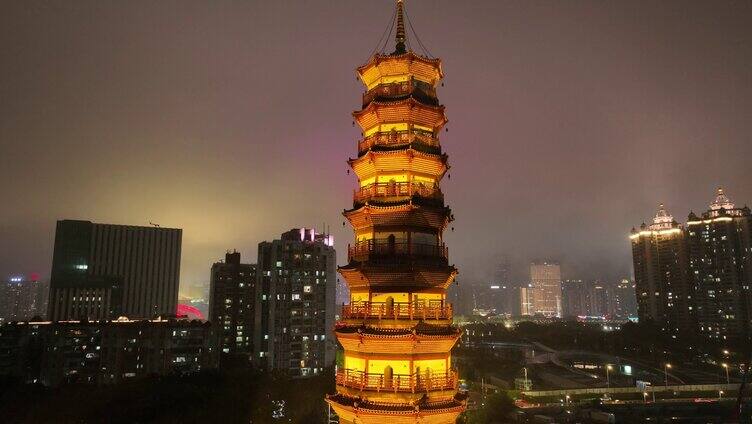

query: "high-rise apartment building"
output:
589 281 610 317
686 189 752 342
0 317 218 387
254 228 336 377
631 190 752 342
48 220 182 321
209 251 256 357
561 279 589 317
0 276 49 322
520 286 534 316
530 261 562 317
630 205 692 335
611 279 638 320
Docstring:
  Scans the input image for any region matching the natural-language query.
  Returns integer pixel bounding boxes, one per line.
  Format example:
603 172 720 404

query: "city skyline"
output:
2 0 752 288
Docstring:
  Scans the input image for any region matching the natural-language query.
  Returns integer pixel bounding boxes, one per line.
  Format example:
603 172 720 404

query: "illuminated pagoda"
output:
326 1 466 423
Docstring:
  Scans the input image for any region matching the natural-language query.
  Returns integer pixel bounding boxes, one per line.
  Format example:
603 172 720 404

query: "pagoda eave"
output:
353 98 447 133
327 395 465 424
348 149 449 181
333 386 458 405
343 204 453 233
336 331 460 354
338 264 457 291
357 52 444 90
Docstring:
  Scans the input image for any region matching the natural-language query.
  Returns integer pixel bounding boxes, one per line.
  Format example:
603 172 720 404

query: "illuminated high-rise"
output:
686 188 752 342
326 1 466 421
0 276 48 322
630 204 692 335
530 261 562 317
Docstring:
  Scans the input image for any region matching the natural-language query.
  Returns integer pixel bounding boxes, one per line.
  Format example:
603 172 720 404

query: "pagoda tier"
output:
361 79 439 109
349 149 448 183
339 263 457 291
353 181 444 208
357 52 443 90
354 97 447 135
335 326 460 354
358 131 440 156
344 204 452 234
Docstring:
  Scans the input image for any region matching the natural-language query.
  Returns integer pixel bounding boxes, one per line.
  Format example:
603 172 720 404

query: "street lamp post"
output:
722 363 730 384
643 391 648 404
664 363 672 388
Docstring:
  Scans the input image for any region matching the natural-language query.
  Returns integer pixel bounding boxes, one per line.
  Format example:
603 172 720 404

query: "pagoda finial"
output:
394 0 407 54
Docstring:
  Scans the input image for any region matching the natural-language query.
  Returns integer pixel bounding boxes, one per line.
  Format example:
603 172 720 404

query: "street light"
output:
565 394 570 406
643 391 648 404
664 363 672 388
719 390 724 400
722 363 730 384
606 364 613 389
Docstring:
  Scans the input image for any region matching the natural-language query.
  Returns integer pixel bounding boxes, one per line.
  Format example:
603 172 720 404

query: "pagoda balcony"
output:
347 240 448 263
341 301 452 321
362 79 437 108
353 182 443 205
358 130 439 153
336 369 458 393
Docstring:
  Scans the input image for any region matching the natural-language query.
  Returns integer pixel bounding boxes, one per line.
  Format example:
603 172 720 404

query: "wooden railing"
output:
358 131 439 152
354 182 442 204
348 240 448 262
336 369 458 393
341 301 452 321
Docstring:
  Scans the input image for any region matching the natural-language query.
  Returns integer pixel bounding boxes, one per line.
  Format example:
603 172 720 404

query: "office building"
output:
530 261 562 317
209 251 256 357
254 228 336 377
0 276 48 322
48 220 182 321
561 279 589 317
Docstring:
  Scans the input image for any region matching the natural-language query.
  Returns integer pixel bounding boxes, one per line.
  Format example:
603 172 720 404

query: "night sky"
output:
2 1 751 289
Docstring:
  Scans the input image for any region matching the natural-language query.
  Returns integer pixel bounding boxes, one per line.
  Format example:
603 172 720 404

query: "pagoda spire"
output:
394 0 407 54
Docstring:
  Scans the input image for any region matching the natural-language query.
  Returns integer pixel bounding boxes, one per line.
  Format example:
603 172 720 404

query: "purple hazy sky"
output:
2 0 751 288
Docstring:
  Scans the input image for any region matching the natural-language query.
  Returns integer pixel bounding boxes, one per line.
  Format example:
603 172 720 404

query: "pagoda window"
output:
368 359 409 376
414 357 448 375
412 232 438 245
350 291 369 303
359 176 377 187
371 292 409 303
344 354 365 372
412 293 444 304
374 231 408 243
355 229 373 242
